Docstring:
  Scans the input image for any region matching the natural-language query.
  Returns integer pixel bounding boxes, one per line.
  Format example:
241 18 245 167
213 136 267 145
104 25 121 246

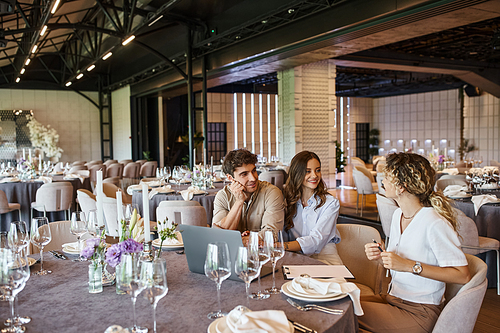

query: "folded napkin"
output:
155 231 183 246
64 173 85 184
62 242 82 253
471 194 499 215
226 306 291 333
443 185 468 197
149 185 172 199
179 185 201 201
292 276 363 316
142 180 161 187
0 177 20 183
442 168 459 175
37 176 53 184
104 325 128 333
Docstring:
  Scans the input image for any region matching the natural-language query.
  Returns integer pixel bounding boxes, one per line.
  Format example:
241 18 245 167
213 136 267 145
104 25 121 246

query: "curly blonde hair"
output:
384 152 457 231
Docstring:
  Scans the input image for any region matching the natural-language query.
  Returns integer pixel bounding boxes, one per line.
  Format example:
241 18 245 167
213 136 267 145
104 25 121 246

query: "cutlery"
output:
287 298 343 315
288 319 317 333
49 250 67 260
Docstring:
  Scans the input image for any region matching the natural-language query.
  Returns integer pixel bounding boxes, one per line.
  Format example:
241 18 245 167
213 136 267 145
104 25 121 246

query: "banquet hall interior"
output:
1 0 500 332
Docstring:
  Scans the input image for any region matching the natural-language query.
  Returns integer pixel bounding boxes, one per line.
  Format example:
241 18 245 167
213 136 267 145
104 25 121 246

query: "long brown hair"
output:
384 152 457 231
283 151 329 231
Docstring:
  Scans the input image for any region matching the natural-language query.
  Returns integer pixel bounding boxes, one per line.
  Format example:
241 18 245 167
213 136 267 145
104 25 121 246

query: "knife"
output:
288 320 317 333
49 250 67 260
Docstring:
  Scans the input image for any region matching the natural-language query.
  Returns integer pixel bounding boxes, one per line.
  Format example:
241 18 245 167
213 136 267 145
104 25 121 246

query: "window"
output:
208 122 227 162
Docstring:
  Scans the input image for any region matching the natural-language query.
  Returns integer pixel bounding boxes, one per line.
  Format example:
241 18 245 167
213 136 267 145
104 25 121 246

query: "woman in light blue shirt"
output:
283 151 343 265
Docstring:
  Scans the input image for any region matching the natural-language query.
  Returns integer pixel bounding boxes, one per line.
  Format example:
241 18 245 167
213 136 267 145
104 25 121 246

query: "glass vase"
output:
89 262 103 293
115 261 127 295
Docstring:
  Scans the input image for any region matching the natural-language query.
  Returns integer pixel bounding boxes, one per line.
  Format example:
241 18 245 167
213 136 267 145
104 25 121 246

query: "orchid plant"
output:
80 230 107 268
155 218 178 256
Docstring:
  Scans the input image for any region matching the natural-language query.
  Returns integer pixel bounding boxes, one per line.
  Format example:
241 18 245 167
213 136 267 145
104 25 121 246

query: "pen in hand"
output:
372 239 383 252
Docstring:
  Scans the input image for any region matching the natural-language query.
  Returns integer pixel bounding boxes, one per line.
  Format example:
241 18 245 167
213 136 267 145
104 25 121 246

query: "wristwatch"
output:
412 262 423 275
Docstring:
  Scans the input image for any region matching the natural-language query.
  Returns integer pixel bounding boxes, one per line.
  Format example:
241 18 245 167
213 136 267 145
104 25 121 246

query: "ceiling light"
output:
65 81 72 87
102 52 112 60
25 58 30 66
261 20 268 24
40 25 47 36
76 73 84 79
31 45 37 53
87 64 95 71
122 35 135 46
51 0 60 14
15 77 20 83
148 15 163 27
20 68 25 74
288 9 295 14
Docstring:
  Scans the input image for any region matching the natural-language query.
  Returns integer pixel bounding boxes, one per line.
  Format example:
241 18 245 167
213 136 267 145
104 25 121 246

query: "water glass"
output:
235 247 259 306
204 242 231 319
142 258 168 333
30 217 52 275
70 212 87 261
248 231 270 300
264 230 285 294
7 221 29 253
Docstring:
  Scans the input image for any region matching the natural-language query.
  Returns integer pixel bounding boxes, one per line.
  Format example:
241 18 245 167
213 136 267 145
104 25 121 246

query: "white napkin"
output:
142 180 161 187
226 307 291 333
126 184 144 195
471 195 499 215
179 185 201 201
37 176 53 184
292 276 363 316
104 325 128 333
443 185 468 197
64 173 85 184
154 231 183 246
149 185 173 199
0 177 20 183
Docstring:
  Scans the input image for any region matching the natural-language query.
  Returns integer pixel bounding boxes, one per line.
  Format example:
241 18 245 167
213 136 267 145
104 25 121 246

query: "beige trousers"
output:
358 294 443 333
310 242 344 265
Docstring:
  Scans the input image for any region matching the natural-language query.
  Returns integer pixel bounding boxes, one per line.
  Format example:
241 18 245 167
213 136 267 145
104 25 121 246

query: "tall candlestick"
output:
193 148 196 164
96 171 105 230
29 149 32 162
141 183 151 242
210 156 213 175
22 148 26 160
203 148 207 167
444 147 447 158
39 152 42 172
116 190 123 238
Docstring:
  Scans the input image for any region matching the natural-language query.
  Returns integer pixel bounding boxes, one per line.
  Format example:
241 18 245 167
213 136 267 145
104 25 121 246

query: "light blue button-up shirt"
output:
284 194 341 255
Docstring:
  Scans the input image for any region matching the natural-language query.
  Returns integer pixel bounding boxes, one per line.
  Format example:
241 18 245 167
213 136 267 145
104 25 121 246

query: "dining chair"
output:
119 159 133 166
72 161 86 166
122 162 141 188
435 178 467 192
102 196 119 237
103 160 118 167
258 170 285 190
455 208 500 295
40 221 90 252
336 224 387 296
439 174 466 180
0 189 21 222
431 254 487 333
350 157 366 169
102 183 132 205
103 176 121 188
106 163 124 179
156 203 207 227
135 159 147 166
68 165 87 173
489 160 500 167
352 168 378 217
375 193 398 244
376 172 385 195
140 161 158 178
89 164 106 191
76 189 96 219
31 182 74 221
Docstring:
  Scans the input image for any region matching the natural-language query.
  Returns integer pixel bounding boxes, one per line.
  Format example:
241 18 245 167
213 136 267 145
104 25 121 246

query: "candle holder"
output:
141 240 155 262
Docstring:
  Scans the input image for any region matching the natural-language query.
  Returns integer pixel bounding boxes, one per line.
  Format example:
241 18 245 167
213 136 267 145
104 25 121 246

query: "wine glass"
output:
163 166 171 184
204 242 231 319
0 250 30 333
235 246 259 306
30 217 52 275
70 212 87 261
142 258 168 333
218 170 227 185
264 230 285 294
116 254 147 333
86 209 101 237
172 166 182 188
248 231 270 300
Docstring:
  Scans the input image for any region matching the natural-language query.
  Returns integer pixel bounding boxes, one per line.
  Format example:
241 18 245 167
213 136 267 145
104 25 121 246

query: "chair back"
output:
119 159 133 166
354 165 375 182
0 190 11 211
156 204 207 227
77 189 97 220
68 165 87 173
376 172 385 195
102 197 119 237
435 179 467 192
89 164 105 182
489 160 500 167
101 183 132 204
376 194 398 238
103 160 118 167
439 175 466 180
352 169 375 194
158 200 201 208
350 157 366 168
454 209 480 248
103 176 121 187
73 170 90 177
106 163 124 179
123 162 140 178
72 161 86 166
140 161 158 177
41 221 77 252
135 159 147 166
35 182 73 212
432 254 487 333
259 171 285 190
336 224 386 295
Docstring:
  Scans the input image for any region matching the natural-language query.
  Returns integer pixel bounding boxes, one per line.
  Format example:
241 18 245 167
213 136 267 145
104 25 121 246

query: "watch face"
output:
413 262 422 274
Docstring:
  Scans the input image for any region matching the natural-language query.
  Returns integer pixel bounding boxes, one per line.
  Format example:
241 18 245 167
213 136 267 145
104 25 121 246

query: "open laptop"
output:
179 224 274 282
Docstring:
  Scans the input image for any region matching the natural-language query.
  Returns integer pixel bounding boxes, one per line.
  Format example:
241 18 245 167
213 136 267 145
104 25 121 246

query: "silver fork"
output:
287 298 344 315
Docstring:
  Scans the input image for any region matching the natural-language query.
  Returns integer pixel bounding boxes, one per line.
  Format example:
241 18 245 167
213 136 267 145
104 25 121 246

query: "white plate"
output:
448 194 472 199
156 188 175 194
207 315 294 333
62 245 81 255
289 280 343 299
27 257 37 266
281 281 347 302
152 239 184 249
128 184 144 192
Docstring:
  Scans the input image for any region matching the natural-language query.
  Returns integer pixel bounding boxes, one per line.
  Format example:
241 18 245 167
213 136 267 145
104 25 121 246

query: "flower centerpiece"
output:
80 230 107 293
155 218 179 256
25 115 63 160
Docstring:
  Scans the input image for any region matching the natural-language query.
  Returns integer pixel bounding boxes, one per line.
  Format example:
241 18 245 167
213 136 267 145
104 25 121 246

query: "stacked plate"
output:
61 242 81 255
281 280 347 303
152 233 183 250
208 307 294 333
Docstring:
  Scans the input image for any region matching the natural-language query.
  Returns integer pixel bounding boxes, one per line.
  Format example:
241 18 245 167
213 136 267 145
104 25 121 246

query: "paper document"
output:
282 265 354 280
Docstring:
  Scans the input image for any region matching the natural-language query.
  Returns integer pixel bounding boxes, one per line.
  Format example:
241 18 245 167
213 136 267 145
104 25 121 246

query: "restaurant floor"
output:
328 187 500 333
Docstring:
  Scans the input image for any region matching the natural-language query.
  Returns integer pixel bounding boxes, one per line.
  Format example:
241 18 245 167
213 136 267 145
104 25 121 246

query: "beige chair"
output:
73 169 90 177
77 189 96 219
376 172 385 195
122 162 141 188
158 200 201 208
103 160 118 167
432 254 487 333
455 208 500 295
102 197 119 237
350 157 366 168
135 159 147 166
88 164 105 191
435 178 467 192
72 161 86 166
103 176 121 188
140 161 158 178
37 221 77 252
68 165 87 173
439 174 466 180
375 194 398 244
336 224 386 296
102 183 132 205
489 160 500 167
119 159 133 165
106 163 124 179
156 202 207 227
352 168 378 217
354 165 376 182
31 182 73 221
259 170 285 190
0 189 21 221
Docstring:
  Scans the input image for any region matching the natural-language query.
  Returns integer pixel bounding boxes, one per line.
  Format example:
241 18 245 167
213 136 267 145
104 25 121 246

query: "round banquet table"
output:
132 182 226 226
3 251 357 333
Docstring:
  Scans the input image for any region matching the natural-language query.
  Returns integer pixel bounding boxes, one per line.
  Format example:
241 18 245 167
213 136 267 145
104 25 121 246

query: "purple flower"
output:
438 155 444 164
184 172 192 180
105 243 123 267
119 238 143 254
80 245 95 259
86 238 101 248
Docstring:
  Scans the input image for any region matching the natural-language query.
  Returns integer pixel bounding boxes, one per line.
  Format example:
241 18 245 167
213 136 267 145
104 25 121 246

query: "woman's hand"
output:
364 242 384 261
380 252 412 272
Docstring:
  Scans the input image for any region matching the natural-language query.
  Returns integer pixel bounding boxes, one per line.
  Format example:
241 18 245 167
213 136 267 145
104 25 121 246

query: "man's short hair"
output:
222 149 258 177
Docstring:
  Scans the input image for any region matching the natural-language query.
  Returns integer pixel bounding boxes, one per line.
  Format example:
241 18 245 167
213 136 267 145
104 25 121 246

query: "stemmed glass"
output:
163 166 171 184
172 166 182 188
70 212 87 261
30 217 52 275
218 170 227 185
86 209 103 237
264 230 285 294
248 231 270 300
116 254 147 333
235 246 259 306
204 242 231 319
142 258 168 333
0 250 30 333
